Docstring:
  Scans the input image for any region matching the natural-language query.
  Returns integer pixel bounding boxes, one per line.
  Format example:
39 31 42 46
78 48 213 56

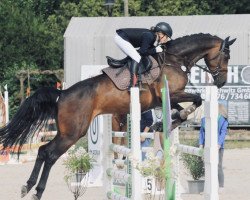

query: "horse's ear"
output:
225 36 230 42
228 38 236 46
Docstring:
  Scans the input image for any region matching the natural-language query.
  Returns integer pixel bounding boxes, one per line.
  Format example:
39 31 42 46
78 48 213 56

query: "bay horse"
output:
0 33 235 200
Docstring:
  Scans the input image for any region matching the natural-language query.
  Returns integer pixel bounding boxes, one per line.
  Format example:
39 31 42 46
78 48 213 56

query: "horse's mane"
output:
165 33 222 53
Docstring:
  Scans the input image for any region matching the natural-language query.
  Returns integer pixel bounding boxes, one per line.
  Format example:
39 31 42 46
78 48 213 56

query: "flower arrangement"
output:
136 151 165 182
63 145 94 175
136 151 166 199
63 145 94 200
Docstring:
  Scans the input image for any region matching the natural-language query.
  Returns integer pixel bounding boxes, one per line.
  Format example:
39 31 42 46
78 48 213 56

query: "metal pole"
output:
124 0 129 16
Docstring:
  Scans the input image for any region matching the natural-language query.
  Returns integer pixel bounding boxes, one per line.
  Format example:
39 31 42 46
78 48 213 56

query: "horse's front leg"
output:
170 91 202 123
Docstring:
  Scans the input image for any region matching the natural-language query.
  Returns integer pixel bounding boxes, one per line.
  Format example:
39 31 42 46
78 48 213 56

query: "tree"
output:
0 0 63 116
0 1 61 72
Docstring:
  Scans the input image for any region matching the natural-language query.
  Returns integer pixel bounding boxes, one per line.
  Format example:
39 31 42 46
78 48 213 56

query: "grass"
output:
179 138 250 149
225 140 250 149
179 128 250 149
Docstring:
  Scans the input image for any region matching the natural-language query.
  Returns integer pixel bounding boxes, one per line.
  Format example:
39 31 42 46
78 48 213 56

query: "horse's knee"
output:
37 144 59 165
37 145 47 160
46 153 59 165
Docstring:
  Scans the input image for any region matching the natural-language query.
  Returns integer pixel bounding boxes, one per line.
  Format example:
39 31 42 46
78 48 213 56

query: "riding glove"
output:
155 46 163 53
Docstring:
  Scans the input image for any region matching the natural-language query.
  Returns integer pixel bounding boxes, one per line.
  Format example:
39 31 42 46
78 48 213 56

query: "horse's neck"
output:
167 35 218 66
180 46 208 63
168 44 212 68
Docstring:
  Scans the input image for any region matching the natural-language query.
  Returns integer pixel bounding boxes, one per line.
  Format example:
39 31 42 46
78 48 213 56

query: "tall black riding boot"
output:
129 60 139 88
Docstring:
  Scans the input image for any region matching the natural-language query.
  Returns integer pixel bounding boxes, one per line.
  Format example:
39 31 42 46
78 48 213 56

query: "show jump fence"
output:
103 87 143 200
167 86 219 200
101 79 219 200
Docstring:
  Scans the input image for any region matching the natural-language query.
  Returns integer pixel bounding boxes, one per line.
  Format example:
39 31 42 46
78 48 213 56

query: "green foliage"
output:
63 146 94 174
2 63 21 117
75 137 88 150
0 0 62 116
31 0 62 18
1 0 249 118
181 141 205 180
78 0 108 17
0 0 61 72
2 62 59 118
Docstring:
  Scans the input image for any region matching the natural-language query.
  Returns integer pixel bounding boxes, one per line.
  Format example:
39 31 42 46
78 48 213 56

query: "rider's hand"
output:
155 46 163 53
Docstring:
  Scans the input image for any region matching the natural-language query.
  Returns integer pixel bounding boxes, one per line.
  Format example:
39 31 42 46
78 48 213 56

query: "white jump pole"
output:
103 114 114 198
4 85 9 123
204 86 219 200
130 87 142 200
105 87 142 199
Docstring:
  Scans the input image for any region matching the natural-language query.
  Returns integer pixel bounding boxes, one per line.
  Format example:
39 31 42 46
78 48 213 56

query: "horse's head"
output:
204 36 236 88
162 34 236 88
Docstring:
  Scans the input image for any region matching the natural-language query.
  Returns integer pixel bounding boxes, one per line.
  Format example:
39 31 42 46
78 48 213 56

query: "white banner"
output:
81 65 107 187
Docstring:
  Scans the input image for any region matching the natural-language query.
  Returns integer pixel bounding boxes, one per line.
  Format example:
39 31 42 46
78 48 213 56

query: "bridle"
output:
158 38 230 78
194 39 230 78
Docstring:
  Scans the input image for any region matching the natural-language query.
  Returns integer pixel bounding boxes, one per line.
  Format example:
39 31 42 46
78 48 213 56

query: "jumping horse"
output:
0 33 235 200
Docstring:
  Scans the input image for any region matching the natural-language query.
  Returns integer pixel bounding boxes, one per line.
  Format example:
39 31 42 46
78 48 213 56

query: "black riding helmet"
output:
152 22 173 38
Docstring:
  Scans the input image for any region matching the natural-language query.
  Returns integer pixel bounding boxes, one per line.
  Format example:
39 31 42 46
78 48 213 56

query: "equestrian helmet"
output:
154 22 173 38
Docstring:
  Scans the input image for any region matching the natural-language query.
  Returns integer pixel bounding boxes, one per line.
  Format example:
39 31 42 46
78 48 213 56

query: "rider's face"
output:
157 32 169 44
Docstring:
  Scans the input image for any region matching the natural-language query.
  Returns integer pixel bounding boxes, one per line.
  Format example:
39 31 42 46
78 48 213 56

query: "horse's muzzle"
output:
214 77 226 88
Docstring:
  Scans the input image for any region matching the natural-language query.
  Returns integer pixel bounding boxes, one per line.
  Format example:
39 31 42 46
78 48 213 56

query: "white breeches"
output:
114 33 141 63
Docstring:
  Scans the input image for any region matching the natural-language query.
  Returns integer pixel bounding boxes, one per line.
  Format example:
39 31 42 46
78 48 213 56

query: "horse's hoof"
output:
31 194 40 200
179 110 188 120
171 109 180 120
21 185 28 198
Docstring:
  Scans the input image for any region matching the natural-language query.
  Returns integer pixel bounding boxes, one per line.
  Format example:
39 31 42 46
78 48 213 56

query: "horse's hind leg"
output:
31 133 80 200
21 144 48 198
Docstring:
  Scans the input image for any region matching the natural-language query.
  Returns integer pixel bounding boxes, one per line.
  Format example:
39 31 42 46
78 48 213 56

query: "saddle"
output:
106 56 152 74
102 56 160 90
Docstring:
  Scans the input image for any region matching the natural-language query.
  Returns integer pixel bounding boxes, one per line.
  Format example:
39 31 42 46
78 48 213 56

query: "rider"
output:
114 22 173 87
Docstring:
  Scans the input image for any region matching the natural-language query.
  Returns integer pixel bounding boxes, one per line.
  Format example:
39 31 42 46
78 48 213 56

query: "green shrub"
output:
181 141 205 180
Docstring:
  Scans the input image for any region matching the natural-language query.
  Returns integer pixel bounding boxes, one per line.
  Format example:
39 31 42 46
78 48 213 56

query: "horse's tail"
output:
0 87 61 154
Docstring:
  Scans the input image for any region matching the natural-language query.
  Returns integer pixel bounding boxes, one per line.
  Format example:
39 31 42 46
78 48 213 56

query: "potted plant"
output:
181 141 205 194
63 145 94 180
63 145 94 200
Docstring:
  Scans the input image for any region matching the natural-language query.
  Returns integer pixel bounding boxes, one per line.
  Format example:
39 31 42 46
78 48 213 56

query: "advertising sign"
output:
185 65 250 126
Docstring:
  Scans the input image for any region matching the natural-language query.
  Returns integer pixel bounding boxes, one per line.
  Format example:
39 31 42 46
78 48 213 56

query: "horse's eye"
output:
224 54 230 60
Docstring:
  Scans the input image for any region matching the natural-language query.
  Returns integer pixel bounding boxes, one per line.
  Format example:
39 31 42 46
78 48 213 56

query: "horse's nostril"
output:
216 80 226 88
